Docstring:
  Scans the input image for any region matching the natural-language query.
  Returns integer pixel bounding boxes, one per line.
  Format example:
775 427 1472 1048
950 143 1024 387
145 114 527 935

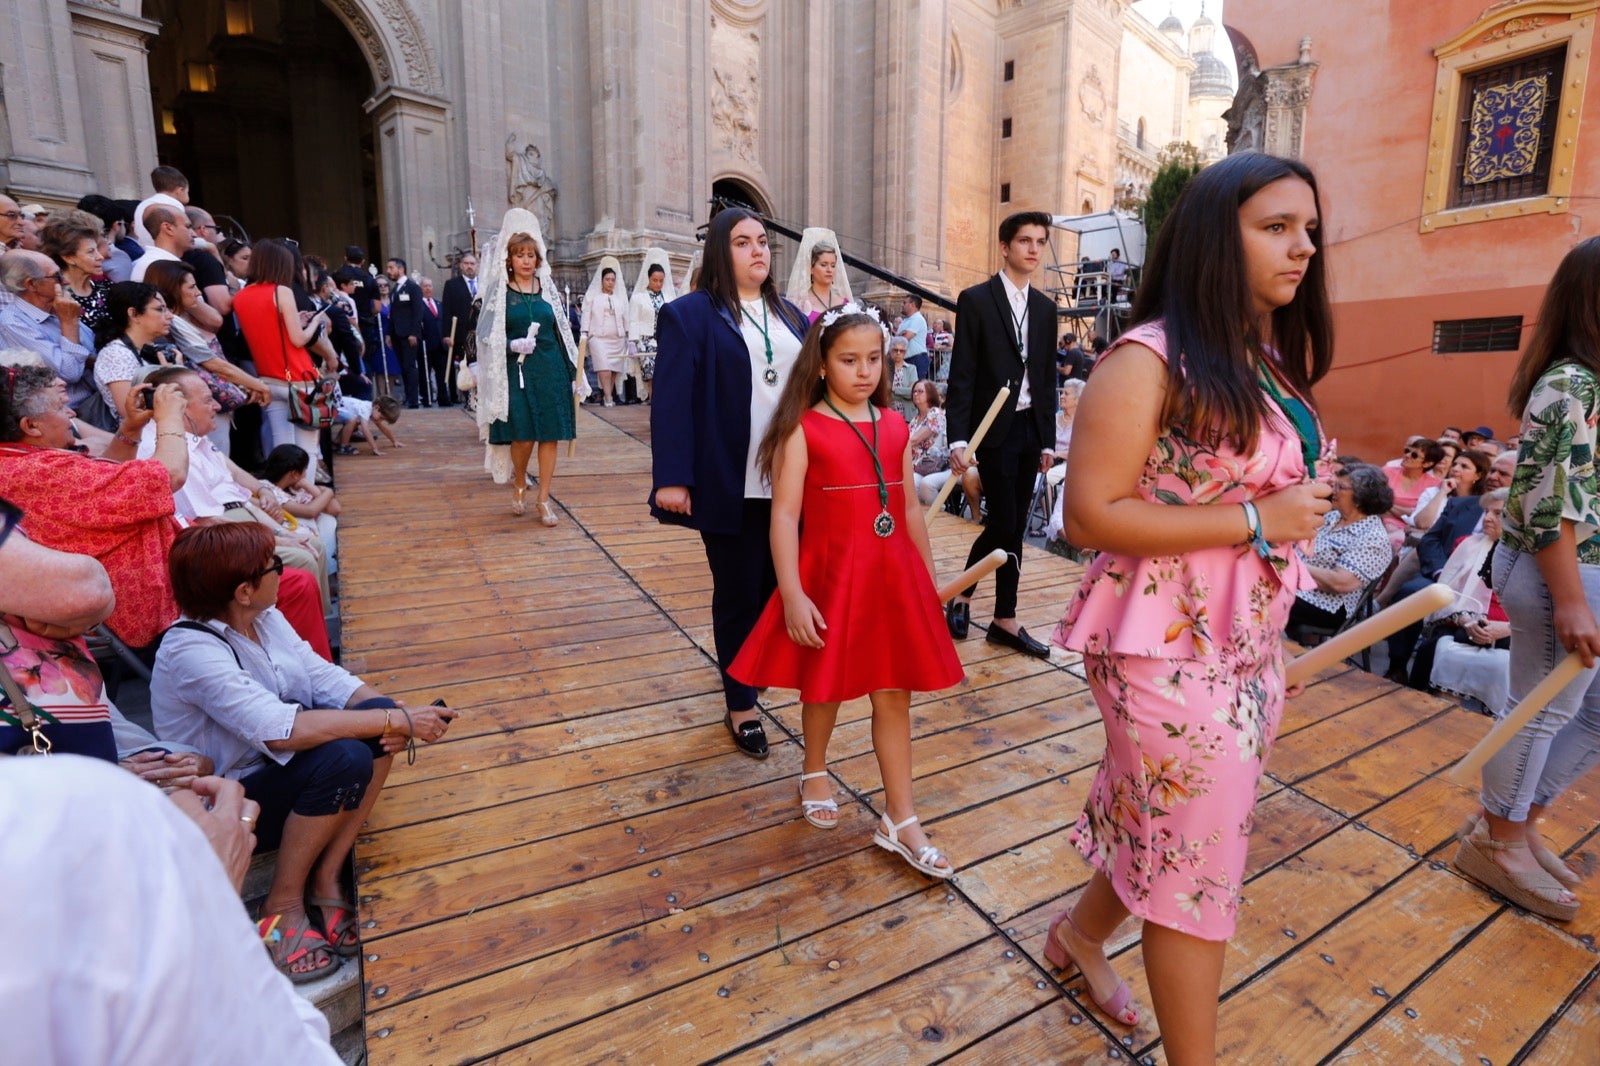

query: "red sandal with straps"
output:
258 913 342 983
308 896 362 957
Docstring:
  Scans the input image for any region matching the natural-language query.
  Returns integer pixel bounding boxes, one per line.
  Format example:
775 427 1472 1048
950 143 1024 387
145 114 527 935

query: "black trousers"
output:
700 498 776 712
962 412 1042 619
399 338 423 406
424 342 454 405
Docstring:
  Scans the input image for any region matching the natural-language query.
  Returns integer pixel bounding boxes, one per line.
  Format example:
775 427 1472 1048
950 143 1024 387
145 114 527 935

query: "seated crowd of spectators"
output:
0 169 456 1044
1276 424 1520 713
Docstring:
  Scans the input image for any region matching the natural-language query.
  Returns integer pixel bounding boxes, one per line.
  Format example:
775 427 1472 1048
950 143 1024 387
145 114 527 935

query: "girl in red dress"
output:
731 306 964 878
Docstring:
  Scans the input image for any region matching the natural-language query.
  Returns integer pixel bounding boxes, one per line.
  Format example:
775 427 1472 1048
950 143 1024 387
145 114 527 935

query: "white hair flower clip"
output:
820 301 887 333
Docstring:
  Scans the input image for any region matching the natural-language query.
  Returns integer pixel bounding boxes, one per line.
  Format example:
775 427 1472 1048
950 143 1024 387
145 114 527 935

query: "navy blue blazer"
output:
648 290 809 535
1418 494 1485 580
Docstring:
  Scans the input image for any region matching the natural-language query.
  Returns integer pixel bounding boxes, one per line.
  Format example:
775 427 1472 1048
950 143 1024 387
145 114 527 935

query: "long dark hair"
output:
698 207 806 336
1131 152 1333 453
1508 236 1600 417
754 312 892 483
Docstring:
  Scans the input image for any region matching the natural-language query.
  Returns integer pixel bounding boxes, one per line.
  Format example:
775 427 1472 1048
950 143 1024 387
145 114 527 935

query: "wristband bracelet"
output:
157 431 185 441
113 431 140 448
382 707 393 737
1240 500 1272 560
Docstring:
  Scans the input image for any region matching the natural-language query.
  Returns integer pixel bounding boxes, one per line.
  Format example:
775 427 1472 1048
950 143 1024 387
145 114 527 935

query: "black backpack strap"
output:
167 619 243 669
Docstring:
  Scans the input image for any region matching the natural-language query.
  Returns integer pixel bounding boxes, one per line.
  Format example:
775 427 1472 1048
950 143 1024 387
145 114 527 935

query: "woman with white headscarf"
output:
580 255 630 406
628 248 677 404
474 207 585 525
785 226 854 323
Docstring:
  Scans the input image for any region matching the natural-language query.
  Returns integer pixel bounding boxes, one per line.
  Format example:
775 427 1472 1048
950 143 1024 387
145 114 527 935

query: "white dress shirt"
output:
137 426 251 519
739 299 803 498
998 270 1034 414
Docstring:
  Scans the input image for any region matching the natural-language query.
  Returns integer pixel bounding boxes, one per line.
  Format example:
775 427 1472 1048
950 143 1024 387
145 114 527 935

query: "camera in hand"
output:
134 385 153 410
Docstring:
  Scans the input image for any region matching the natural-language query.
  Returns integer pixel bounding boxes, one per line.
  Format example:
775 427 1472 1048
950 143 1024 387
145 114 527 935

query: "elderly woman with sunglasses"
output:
152 522 456 984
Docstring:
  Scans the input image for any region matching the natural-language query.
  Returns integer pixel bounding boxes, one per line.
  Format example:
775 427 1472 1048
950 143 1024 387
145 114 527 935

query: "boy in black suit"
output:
944 211 1059 658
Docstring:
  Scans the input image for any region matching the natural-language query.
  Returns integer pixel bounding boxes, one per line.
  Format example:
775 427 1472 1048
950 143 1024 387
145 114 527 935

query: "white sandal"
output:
873 813 954 879
798 770 839 829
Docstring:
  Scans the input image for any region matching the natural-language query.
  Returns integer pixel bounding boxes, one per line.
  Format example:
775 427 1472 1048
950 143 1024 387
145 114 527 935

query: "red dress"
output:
730 409 964 702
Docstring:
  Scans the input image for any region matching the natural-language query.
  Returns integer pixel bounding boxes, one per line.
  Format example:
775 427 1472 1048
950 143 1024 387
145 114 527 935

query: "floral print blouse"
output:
1504 361 1600 564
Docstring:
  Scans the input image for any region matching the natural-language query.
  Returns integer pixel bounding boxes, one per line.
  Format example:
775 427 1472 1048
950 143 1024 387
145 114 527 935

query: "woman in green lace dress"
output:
480 227 579 524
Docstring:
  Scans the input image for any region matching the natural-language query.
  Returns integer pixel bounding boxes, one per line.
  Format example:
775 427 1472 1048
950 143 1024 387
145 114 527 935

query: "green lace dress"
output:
489 288 577 444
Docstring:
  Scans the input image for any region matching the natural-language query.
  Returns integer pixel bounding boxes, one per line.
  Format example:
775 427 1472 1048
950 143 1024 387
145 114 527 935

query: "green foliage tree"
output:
1142 142 1203 248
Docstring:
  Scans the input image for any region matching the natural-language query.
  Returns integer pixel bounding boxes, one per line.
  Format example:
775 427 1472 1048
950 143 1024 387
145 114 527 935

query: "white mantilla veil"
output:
632 247 678 303
475 206 585 483
784 226 854 309
678 249 702 294
582 254 631 322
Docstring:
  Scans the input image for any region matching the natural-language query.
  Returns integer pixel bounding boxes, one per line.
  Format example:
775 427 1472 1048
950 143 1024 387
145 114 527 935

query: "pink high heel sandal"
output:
1044 909 1139 1026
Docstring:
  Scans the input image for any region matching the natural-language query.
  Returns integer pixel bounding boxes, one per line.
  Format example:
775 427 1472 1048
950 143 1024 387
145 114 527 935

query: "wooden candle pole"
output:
925 386 1010 525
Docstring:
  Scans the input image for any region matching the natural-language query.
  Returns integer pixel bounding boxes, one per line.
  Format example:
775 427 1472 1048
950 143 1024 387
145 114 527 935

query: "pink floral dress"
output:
1053 321 1319 941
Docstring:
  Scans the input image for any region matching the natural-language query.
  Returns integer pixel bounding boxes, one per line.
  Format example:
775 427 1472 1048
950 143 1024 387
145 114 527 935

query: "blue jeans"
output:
1480 548 1600 822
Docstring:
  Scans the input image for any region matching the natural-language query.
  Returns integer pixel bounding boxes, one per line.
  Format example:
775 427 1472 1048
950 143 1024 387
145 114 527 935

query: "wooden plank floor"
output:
337 405 1600 1065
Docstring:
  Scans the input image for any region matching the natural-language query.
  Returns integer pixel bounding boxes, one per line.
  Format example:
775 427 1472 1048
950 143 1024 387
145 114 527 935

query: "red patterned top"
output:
0 444 179 647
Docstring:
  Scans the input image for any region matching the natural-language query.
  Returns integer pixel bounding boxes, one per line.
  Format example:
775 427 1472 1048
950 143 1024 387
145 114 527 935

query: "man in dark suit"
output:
944 210 1059 658
440 252 479 371
419 276 448 406
384 257 425 408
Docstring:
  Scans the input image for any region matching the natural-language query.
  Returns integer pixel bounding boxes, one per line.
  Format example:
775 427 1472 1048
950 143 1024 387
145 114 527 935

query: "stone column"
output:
0 0 107 203
367 87 452 271
869 0 950 295
67 0 161 201
580 1 705 270
1262 47 1318 160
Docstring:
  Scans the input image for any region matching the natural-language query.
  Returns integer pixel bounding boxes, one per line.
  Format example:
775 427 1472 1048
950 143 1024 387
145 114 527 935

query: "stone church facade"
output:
4 0 1212 296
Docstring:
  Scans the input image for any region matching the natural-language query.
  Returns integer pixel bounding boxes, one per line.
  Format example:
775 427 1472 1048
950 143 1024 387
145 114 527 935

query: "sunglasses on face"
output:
1403 447 1423 457
252 554 286 581
0 497 20 550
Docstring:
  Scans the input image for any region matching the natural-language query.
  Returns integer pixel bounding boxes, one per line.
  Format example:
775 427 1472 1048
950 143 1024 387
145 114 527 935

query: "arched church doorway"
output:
144 0 379 264
710 177 772 218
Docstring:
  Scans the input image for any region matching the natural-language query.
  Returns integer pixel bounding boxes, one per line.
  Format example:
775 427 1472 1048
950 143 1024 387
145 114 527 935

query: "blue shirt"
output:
900 310 928 359
0 298 92 405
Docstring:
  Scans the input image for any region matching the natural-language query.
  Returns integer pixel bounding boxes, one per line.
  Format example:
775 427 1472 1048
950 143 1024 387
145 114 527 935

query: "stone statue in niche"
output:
1224 73 1266 154
506 134 557 241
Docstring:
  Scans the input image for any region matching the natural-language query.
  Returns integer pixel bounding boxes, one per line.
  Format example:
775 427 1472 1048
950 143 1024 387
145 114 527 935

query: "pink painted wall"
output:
1224 1 1600 459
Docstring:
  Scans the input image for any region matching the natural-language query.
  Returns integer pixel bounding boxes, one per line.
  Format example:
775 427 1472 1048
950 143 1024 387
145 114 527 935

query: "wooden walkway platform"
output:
335 405 1600 1065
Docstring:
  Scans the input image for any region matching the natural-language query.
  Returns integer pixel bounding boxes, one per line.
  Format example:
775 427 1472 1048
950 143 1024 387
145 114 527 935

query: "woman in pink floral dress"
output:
1049 153 1336 1063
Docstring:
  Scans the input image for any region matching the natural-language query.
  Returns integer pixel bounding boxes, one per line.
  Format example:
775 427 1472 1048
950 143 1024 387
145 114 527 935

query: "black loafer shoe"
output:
946 600 970 639
986 624 1051 659
724 710 770 759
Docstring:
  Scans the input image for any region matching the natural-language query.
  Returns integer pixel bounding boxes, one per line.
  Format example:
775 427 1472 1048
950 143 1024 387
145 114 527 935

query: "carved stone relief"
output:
323 0 442 95
1079 65 1108 126
710 14 761 163
1225 41 1316 159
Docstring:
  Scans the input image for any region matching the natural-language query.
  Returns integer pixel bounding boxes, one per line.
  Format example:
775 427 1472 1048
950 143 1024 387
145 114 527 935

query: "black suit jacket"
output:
386 277 424 342
440 275 478 350
420 296 444 349
1418 495 1485 579
945 275 1057 454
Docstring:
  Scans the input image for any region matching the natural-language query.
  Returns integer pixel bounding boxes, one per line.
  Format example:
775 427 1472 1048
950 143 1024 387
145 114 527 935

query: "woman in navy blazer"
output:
650 208 809 757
